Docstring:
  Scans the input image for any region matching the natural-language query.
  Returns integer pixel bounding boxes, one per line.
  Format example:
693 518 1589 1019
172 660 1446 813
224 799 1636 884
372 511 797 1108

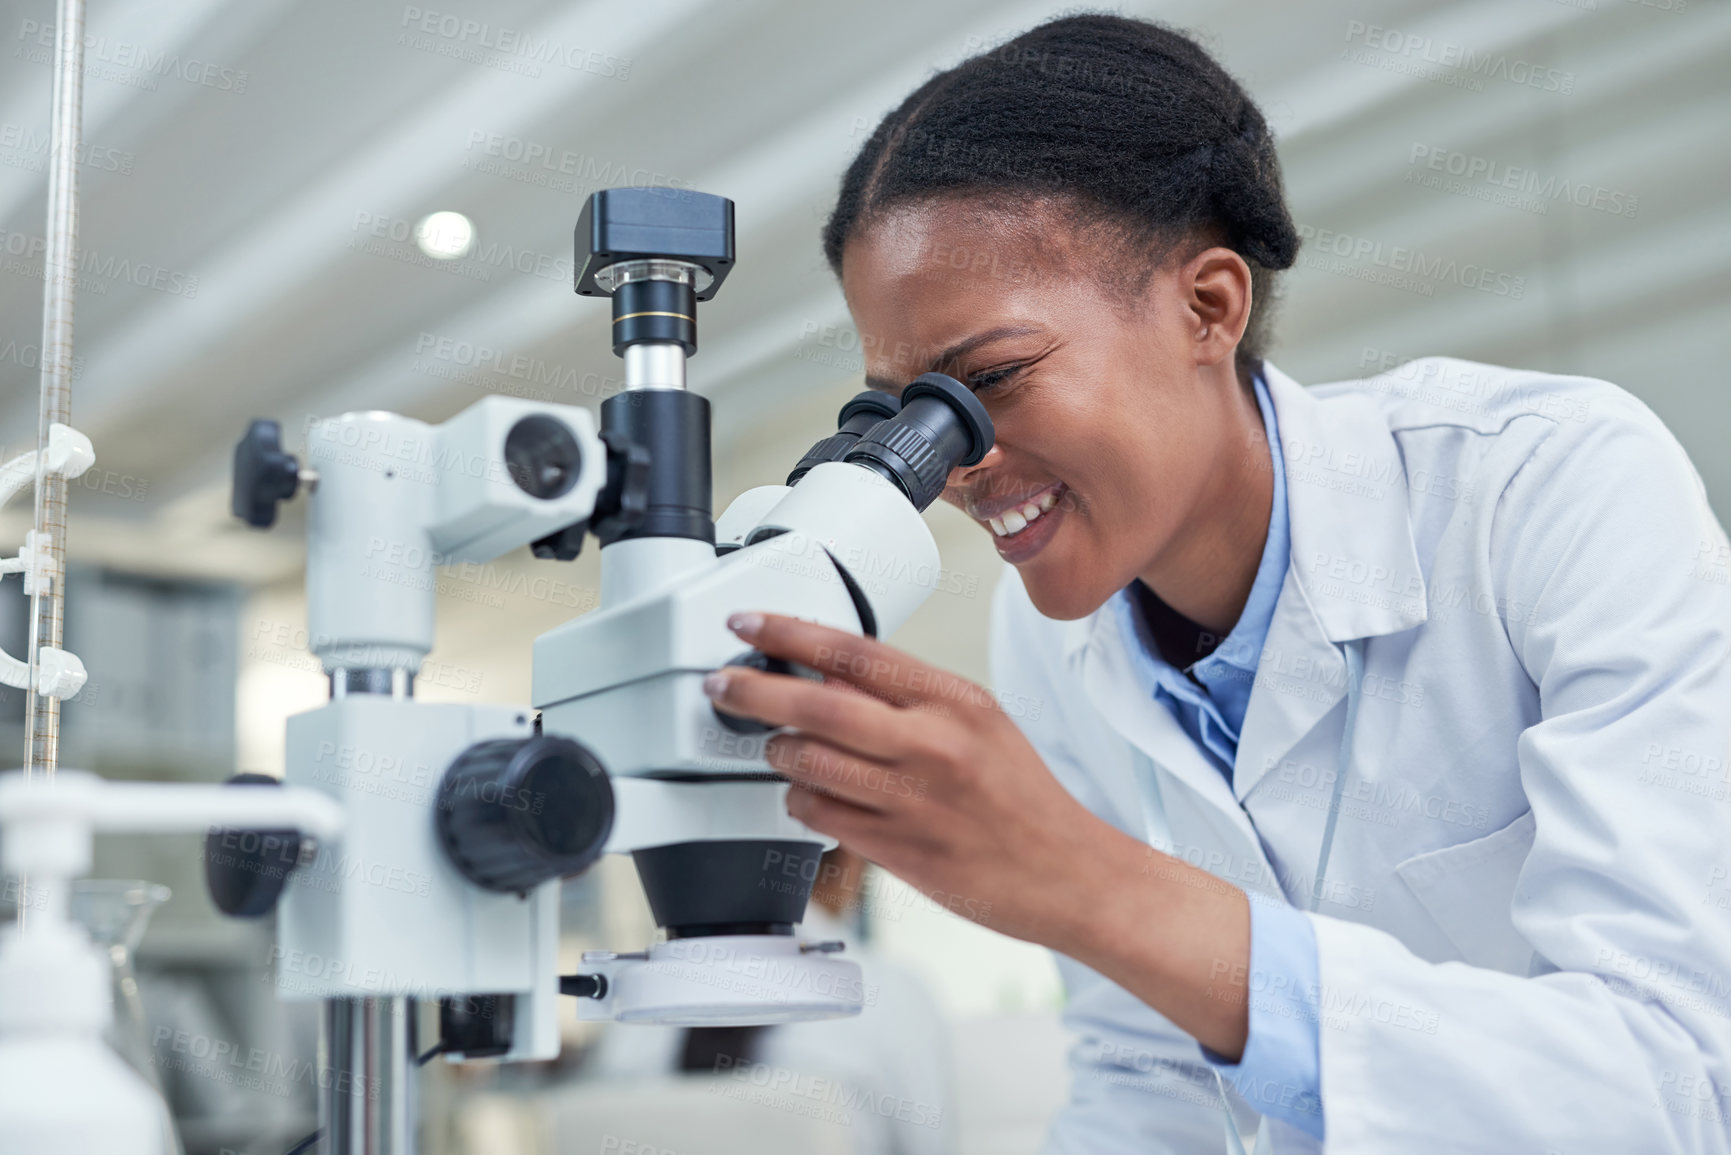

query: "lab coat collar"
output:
1061 361 1429 811
1235 362 1428 800
1262 361 1428 643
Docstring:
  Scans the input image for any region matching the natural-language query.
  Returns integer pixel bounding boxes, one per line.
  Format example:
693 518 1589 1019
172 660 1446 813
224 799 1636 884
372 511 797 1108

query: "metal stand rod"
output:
322 997 415 1155
623 342 686 390
23 0 86 780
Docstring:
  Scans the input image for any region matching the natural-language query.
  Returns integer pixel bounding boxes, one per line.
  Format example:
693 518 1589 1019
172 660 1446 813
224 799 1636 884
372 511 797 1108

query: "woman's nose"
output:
946 442 1005 490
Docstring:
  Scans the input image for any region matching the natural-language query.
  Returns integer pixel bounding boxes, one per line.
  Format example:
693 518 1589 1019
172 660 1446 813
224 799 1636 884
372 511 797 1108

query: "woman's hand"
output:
703 611 1109 945
702 611 1252 1057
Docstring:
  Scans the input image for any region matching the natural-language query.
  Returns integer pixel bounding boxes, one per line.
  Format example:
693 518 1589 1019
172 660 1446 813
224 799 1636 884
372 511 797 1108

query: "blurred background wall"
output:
0 0 1722 1152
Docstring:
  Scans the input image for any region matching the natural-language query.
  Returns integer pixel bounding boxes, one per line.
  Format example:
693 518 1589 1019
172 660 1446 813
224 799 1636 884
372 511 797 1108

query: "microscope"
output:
203 186 992 1152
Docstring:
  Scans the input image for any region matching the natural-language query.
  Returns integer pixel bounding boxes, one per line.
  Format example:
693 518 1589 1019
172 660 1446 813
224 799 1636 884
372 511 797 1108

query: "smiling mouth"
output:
976 483 1065 538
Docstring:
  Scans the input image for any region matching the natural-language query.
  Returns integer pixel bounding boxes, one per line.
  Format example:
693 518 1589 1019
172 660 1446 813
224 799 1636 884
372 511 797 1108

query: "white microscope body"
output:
533 187 992 1027
199 185 993 1155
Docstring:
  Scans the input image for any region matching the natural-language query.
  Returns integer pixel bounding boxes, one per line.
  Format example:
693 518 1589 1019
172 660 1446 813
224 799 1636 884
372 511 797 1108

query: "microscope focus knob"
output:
232 419 302 529
203 773 305 918
711 651 821 734
435 735 615 895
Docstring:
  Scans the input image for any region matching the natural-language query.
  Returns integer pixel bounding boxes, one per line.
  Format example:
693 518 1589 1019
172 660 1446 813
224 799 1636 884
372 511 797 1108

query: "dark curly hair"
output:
822 13 1299 382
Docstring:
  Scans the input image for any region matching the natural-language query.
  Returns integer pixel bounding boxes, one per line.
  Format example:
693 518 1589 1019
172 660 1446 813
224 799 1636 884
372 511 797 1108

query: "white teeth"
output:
984 487 1062 538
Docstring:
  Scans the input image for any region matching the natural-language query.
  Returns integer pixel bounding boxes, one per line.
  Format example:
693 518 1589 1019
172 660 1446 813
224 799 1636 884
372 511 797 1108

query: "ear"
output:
1179 247 1253 370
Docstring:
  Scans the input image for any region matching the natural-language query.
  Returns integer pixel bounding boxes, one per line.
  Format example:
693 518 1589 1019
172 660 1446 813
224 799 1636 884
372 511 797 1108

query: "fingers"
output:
784 782 883 848
765 733 929 813
727 612 996 714
704 666 913 763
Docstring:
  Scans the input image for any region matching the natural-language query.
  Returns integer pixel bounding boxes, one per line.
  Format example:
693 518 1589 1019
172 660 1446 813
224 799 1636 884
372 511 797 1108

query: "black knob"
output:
503 414 583 500
438 994 516 1060
588 425 655 544
232 419 301 528
203 773 304 918
843 373 994 511
435 736 614 895
786 390 903 486
710 651 820 735
530 427 653 561
559 974 608 999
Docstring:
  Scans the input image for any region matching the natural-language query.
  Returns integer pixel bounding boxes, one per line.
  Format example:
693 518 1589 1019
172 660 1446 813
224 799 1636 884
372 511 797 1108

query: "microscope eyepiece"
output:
786 389 902 486
842 373 994 511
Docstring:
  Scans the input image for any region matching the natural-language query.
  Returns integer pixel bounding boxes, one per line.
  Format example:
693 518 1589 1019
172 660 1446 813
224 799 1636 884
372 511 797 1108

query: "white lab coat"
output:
989 357 1731 1153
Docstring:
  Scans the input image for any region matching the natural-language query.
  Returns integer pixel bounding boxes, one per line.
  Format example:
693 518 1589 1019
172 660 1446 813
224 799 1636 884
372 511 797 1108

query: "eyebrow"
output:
863 324 1044 392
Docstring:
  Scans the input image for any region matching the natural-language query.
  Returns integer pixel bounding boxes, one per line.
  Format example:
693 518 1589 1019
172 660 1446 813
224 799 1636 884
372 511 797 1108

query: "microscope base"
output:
572 935 865 1026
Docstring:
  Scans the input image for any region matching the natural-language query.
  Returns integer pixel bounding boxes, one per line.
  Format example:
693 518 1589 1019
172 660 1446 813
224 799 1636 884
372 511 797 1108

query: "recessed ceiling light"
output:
415 211 475 260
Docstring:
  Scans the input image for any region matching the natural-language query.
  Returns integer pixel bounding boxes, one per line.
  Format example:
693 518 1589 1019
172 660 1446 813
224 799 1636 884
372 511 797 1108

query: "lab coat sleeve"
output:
988 571 1240 1154
1309 397 1731 1152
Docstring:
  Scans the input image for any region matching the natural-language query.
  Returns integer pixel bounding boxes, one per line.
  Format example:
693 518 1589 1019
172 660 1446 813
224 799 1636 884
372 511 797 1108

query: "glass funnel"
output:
68 879 183 1155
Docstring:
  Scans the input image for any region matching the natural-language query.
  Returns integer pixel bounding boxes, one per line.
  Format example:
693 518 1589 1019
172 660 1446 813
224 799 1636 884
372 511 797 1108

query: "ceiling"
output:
0 0 1725 596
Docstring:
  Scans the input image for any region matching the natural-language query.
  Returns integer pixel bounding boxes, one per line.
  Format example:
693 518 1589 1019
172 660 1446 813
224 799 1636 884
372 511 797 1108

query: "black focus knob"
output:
710 651 821 735
843 373 993 511
232 419 301 529
203 773 305 918
530 427 653 561
786 390 902 486
435 736 614 895
589 426 653 544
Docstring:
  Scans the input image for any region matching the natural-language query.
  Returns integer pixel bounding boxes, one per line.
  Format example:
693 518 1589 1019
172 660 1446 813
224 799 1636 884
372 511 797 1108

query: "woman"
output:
701 14 1731 1153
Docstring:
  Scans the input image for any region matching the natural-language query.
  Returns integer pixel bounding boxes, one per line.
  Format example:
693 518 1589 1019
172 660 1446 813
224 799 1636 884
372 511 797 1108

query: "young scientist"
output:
700 15 1731 1153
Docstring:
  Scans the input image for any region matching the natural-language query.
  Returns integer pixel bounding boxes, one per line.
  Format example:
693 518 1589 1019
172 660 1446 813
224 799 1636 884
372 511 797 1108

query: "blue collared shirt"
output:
1115 371 1325 1141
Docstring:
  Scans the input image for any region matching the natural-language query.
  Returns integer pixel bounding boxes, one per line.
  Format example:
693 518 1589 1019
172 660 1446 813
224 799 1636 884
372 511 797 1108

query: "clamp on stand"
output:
0 422 94 700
